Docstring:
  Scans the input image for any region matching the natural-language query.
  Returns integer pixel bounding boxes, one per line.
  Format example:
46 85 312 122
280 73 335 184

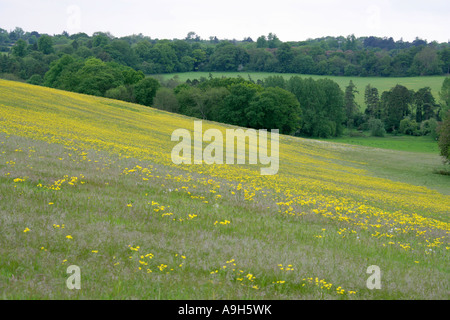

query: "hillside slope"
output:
0 79 448 299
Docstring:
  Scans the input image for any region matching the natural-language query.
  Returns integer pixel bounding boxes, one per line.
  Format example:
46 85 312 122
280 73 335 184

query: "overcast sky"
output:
0 0 448 42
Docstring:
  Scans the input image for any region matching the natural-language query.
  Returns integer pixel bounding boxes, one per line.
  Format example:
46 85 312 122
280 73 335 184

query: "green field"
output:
156 72 447 108
321 133 440 154
0 79 449 299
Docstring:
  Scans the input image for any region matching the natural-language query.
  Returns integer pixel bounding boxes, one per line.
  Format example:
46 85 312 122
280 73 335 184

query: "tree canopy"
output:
1 28 449 85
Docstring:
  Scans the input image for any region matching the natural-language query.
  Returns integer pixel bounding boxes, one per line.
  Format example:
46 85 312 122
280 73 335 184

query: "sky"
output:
0 0 448 43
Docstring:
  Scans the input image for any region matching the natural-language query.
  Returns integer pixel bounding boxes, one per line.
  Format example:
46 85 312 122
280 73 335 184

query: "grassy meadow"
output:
156 72 447 108
322 134 440 154
0 79 449 300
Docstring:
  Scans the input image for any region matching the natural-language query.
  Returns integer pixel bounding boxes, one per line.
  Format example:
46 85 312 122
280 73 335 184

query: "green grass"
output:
312 137 449 196
320 133 440 154
156 72 447 108
314 132 449 195
1 133 448 299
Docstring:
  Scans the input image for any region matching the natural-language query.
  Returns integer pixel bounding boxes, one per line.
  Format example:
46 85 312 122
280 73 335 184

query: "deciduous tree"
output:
38 35 54 54
134 77 161 106
438 111 450 163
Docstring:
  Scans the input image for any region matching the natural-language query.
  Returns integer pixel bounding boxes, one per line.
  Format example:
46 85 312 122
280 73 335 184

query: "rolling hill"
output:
0 79 448 299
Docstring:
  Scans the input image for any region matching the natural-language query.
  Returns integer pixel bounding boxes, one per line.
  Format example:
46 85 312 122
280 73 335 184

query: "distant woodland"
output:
1 28 449 81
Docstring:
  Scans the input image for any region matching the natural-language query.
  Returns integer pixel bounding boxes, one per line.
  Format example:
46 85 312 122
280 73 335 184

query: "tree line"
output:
150 75 450 138
171 75 450 163
15 44 450 142
154 75 450 163
1 27 450 85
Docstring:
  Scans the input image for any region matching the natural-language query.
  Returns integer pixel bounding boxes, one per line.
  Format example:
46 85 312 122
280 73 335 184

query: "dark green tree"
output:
438 47 450 75
246 49 277 72
191 48 206 71
37 35 54 54
410 47 441 76
134 40 152 61
256 35 267 48
381 85 413 131
153 87 180 113
11 39 27 57
291 54 316 74
267 33 281 49
73 58 124 96
27 74 43 85
104 40 137 67
43 54 83 90
246 87 300 134
120 66 145 85
262 75 286 89
199 87 229 121
438 111 450 163
21 56 48 79
185 32 200 42
319 78 346 136
276 43 294 72
219 82 262 127
9 27 24 41
391 51 413 76
413 87 436 122
174 84 199 116
71 39 79 50
92 33 110 47
364 84 380 118
134 77 161 106
344 34 357 51
148 42 179 73
287 76 344 138
439 77 450 118
344 80 359 125
209 42 249 71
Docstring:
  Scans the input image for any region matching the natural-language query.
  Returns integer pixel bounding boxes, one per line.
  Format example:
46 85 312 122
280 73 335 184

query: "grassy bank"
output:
0 79 448 299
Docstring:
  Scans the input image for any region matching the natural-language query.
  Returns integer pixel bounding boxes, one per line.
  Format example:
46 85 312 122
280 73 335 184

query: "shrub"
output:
105 85 135 103
349 131 366 137
368 118 386 137
134 77 161 106
399 117 419 136
27 74 43 85
153 87 179 113
420 118 438 139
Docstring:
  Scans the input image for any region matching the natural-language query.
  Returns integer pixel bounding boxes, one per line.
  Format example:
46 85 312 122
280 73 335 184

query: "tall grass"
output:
0 79 448 299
